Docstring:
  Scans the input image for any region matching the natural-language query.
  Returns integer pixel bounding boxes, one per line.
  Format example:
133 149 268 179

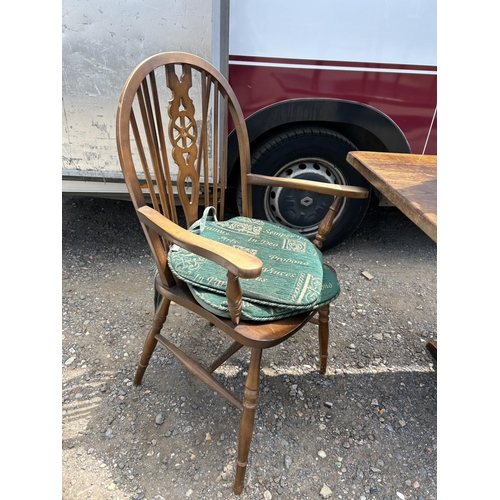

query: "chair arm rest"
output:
247 174 369 199
137 206 262 279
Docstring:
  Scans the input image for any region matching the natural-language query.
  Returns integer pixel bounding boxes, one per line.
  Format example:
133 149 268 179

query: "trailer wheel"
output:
249 127 371 251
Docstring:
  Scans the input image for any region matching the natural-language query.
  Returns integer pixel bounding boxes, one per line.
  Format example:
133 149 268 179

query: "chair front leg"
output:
133 296 170 386
318 304 330 374
234 348 262 495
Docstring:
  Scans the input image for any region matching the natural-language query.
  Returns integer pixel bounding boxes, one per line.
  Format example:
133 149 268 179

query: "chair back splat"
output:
116 52 369 495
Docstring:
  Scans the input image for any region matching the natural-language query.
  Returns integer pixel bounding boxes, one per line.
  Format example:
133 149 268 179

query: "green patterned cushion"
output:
188 264 339 321
167 207 339 320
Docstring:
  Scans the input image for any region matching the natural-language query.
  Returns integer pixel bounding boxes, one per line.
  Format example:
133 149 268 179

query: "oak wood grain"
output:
247 173 370 199
346 152 437 242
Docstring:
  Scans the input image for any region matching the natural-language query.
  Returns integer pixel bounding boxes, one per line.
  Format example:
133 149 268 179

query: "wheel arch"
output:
227 98 411 183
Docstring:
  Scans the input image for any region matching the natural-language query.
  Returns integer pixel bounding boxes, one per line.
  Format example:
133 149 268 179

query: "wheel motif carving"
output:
166 65 199 205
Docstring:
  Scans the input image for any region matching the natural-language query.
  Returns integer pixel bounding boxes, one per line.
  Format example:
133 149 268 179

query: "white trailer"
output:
62 0 229 196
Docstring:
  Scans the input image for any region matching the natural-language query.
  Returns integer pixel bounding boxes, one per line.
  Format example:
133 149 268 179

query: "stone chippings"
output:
62 196 437 500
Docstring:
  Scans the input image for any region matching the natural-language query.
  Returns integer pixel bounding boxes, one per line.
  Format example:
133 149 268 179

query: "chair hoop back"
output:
116 52 253 285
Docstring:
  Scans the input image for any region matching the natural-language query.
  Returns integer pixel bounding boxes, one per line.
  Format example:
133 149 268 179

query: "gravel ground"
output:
62 195 437 500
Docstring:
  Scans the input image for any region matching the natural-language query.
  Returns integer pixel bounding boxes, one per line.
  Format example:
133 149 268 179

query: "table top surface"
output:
346 151 437 242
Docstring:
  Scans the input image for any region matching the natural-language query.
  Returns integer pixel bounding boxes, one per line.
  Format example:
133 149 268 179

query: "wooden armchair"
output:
116 52 369 494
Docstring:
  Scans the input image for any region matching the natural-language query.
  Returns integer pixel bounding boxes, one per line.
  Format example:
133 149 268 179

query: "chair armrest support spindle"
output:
312 196 343 250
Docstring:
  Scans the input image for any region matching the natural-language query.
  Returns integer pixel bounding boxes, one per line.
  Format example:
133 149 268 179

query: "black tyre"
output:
250 127 371 251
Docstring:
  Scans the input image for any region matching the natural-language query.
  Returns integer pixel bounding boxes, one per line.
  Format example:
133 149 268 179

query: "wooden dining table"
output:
346 151 437 358
346 151 437 242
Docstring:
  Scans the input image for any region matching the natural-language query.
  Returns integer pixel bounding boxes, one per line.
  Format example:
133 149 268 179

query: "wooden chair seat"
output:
157 277 315 348
115 52 370 494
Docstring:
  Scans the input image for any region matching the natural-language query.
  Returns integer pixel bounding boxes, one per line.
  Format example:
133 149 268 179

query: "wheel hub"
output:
264 158 348 237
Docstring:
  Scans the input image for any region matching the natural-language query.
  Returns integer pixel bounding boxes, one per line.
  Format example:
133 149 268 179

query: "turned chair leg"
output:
318 304 330 374
234 348 262 495
134 296 170 386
